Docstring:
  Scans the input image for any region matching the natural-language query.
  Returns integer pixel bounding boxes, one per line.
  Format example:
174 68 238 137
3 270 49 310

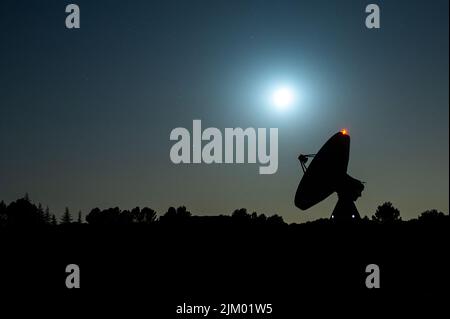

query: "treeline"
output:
0 194 285 228
0 194 448 228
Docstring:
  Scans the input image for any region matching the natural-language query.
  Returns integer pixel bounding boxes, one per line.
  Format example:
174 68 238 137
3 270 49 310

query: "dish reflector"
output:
295 131 364 220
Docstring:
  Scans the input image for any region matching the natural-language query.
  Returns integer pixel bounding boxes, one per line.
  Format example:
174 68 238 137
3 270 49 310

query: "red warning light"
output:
340 129 348 135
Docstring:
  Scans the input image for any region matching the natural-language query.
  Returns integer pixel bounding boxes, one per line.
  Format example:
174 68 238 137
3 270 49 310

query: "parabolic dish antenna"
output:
295 130 364 220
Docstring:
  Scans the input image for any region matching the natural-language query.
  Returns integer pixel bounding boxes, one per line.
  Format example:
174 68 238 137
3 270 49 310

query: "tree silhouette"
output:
119 209 134 225
251 212 268 225
131 207 141 223
61 207 72 224
86 207 101 225
418 209 448 223
44 206 51 224
231 209 285 226
37 203 45 223
51 214 58 226
6 198 42 227
267 214 285 225
160 206 191 224
101 207 121 225
141 207 158 224
176 206 191 218
232 208 251 224
372 202 401 223
77 211 83 223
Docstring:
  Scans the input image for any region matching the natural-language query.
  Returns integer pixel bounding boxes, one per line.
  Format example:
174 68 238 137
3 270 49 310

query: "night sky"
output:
0 0 448 223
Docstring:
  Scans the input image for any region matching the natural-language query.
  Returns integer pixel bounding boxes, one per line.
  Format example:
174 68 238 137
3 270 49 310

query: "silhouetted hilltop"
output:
0 195 448 229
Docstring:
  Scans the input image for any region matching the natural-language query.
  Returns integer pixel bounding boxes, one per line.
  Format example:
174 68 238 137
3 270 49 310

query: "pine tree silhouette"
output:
37 203 45 224
44 206 51 224
61 207 72 224
51 214 58 226
77 211 83 223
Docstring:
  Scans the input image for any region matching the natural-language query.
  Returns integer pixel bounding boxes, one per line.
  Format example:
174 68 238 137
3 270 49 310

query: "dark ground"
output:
1 221 448 317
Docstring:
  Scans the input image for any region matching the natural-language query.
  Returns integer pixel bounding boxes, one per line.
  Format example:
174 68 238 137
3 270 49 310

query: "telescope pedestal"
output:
331 196 361 221
330 173 364 221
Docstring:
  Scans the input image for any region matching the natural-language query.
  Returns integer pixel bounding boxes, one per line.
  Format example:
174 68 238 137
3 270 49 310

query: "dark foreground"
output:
1 222 448 316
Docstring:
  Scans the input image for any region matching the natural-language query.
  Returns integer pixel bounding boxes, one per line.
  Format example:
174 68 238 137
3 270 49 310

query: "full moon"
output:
272 87 295 110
